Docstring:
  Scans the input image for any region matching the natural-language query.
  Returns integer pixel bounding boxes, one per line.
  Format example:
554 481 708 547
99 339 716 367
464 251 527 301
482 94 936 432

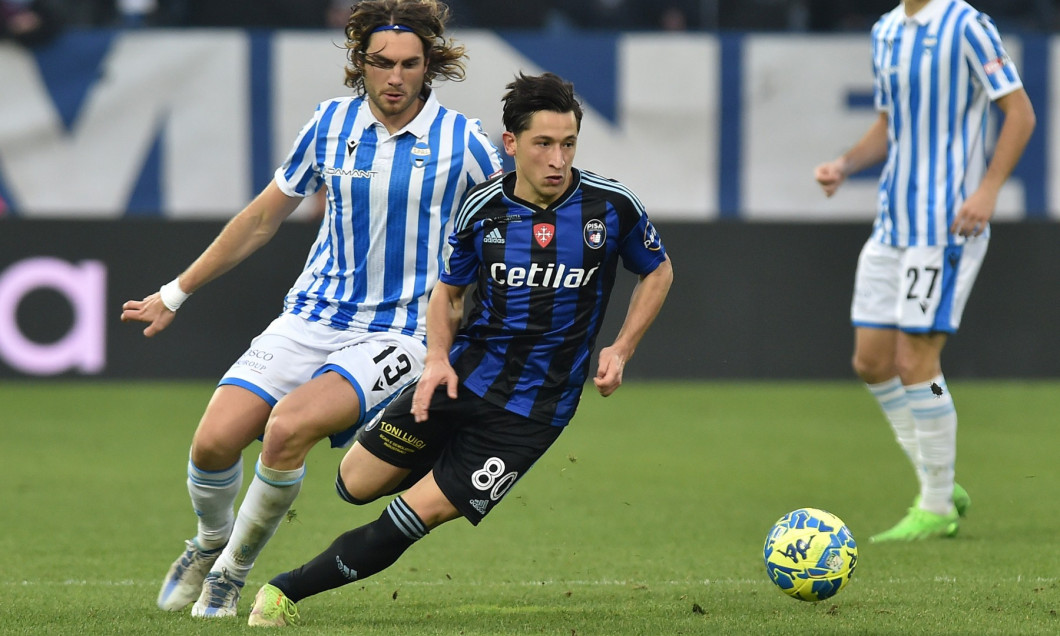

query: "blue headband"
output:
371 24 414 34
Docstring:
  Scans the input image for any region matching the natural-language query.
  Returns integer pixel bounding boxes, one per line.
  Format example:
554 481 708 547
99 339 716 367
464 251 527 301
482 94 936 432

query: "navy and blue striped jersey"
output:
870 1 1022 248
441 168 667 427
273 91 503 339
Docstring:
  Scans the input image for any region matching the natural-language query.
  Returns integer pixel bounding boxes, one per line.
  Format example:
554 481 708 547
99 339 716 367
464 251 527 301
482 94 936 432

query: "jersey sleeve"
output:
464 118 504 187
962 12 1023 101
870 20 889 112
273 102 327 198
440 224 481 287
617 204 667 276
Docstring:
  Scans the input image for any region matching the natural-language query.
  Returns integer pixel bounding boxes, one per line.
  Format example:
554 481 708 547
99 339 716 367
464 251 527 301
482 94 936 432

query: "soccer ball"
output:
763 508 857 602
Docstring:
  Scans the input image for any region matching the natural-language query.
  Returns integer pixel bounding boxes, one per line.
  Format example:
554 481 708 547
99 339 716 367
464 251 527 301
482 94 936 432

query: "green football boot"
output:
248 584 299 627
913 482 971 517
870 507 960 543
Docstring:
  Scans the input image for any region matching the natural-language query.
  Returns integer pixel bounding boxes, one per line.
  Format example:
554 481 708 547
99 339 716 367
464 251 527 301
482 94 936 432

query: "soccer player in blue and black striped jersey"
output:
245 72 673 627
122 0 502 618
814 0 1035 542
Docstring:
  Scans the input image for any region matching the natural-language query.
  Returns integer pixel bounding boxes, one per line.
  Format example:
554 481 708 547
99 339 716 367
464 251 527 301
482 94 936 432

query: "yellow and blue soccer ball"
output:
763 508 857 602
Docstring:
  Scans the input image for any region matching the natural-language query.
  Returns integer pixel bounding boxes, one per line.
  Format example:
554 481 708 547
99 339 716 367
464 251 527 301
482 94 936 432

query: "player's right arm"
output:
951 87 1035 237
120 179 302 337
814 111 889 197
410 281 466 422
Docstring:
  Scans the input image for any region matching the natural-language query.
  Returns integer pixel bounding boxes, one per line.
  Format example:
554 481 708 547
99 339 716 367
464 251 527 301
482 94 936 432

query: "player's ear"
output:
502 131 517 157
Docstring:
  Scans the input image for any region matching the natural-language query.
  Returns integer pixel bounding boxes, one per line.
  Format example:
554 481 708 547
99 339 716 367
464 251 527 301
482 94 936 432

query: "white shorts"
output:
219 313 426 447
850 237 988 334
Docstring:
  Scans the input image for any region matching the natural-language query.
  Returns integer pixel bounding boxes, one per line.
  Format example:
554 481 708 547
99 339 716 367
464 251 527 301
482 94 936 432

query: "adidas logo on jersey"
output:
483 228 505 244
469 499 489 514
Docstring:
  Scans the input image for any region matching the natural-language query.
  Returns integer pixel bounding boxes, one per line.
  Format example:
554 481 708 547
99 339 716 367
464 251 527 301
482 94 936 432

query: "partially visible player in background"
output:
120 0 502 618
814 0 1034 542
244 71 673 627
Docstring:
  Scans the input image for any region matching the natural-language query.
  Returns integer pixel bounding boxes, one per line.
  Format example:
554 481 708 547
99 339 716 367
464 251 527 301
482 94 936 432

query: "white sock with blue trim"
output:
211 454 305 582
867 377 920 473
906 375 957 515
186 454 243 550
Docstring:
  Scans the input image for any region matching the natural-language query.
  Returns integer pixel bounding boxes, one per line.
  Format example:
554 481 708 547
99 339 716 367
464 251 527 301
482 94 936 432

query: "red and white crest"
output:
533 223 555 248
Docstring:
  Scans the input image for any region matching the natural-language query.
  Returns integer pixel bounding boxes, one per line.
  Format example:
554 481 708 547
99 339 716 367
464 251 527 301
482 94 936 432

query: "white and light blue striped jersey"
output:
273 90 503 339
870 0 1022 247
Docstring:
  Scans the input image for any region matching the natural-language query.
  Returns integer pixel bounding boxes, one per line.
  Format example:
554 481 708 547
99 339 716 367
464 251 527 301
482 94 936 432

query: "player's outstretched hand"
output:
411 359 458 423
593 345 626 397
120 292 176 338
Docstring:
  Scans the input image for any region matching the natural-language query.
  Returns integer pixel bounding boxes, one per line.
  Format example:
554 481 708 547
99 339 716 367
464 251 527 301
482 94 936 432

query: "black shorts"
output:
355 383 563 525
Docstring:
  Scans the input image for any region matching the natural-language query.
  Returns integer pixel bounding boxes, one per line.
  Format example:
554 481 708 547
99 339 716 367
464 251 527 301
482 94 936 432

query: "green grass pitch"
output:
1 380 1057 635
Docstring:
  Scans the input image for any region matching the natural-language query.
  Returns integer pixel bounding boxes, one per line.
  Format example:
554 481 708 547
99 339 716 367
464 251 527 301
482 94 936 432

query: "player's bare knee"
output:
190 428 243 471
262 408 328 470
263 401 301 439
852 352 893 384
335 469 380 505
894 357 937 386
851 353 875 382
262 434 313 473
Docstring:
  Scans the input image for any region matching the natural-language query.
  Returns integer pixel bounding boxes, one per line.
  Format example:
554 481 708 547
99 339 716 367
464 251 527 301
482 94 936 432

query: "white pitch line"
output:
4 576 1057 588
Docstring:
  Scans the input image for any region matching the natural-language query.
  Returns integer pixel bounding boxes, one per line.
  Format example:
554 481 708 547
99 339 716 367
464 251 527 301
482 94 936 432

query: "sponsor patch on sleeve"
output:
982 56 1010 75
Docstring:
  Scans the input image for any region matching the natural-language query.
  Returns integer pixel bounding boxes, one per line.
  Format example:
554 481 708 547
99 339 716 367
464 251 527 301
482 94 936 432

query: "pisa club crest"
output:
584 219 606 249
534 223 555 248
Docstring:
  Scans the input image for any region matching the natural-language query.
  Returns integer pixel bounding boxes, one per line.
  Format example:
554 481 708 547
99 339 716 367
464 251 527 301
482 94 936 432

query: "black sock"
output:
270 496 428 602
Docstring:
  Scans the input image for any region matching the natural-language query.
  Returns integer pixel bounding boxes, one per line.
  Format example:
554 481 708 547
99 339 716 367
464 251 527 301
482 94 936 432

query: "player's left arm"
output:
594 255 673 397
952 87 1036 237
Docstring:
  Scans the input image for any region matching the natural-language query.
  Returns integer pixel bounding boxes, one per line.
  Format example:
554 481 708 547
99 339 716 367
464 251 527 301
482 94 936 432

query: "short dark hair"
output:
501 72 583 136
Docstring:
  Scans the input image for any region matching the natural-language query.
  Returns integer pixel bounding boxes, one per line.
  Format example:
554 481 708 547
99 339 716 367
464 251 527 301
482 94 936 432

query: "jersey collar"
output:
502 167 583 214
902 0 951 26
357 89 440 140
402 89 440 139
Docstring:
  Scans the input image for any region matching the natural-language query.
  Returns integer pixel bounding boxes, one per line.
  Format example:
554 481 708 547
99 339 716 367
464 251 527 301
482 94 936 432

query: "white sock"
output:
867 377 920 472
211 455 304 582
187 455 243 550
906 375 957 515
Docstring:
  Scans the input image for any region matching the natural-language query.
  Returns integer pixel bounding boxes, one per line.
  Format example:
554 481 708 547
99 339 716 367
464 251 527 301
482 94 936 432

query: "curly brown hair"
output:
342 0 467 94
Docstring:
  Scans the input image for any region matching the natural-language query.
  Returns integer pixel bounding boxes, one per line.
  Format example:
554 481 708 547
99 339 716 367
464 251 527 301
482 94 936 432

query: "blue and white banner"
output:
0 29 1051 221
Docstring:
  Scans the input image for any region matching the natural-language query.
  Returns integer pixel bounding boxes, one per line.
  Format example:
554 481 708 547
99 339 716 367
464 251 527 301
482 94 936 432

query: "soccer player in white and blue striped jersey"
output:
121 0 502 618
815 0 1035 542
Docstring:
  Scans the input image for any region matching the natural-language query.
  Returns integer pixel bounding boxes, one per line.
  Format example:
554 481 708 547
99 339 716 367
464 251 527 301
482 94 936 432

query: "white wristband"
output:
159 278 190 312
